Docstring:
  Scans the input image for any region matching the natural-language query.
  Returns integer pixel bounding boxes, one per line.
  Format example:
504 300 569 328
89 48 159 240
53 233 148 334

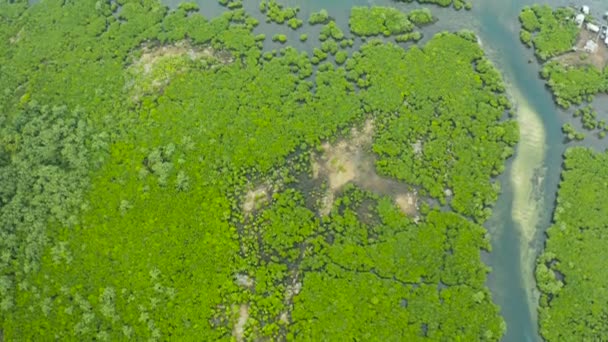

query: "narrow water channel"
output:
161 1 601 341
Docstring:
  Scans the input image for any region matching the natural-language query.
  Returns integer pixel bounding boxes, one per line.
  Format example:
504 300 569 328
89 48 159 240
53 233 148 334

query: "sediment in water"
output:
509 90 547 322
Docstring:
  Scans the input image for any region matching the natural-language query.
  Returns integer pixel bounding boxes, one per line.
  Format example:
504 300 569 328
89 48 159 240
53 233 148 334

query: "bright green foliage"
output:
536 148 608 341
408 8 434 25
299 33 308 42
348 33 518 221
561 123 585 141
321 40 339 55
393 0 469 10
320 21 345 41
260 0 299 25
335 50 349 65
273 33 287 43
519 6 579 60
308 9 330 25
350 6 415 37
519 29 533 47
541 61 608 108
396 31 423 43
288 17 303 30
569 105 608 138
1 1 513 340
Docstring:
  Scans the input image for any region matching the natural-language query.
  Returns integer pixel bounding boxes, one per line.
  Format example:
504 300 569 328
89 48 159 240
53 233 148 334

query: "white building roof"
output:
582 6 590 15
605 36 608 46
575 14 586 26
587 23 600 33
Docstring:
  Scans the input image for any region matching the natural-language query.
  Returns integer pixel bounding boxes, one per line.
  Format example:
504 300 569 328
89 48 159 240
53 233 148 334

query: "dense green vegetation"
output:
350 7 415 37
519 5 579 61
1 0 516 340
350 33 517 222
308 9 330 25
540 61 608 108
259 0 299 26
536 148 608 341
393 0 472 11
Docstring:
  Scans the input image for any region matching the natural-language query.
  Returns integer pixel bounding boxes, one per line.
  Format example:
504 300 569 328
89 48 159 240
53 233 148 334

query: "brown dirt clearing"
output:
554 29 608 69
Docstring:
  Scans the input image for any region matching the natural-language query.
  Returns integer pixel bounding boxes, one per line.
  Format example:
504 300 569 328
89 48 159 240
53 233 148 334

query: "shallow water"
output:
160 1 608 341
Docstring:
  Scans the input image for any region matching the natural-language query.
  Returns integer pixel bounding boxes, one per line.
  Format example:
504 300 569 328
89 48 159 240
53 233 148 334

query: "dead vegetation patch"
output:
242 186 270 214
126 41 233 101
313 119 419 218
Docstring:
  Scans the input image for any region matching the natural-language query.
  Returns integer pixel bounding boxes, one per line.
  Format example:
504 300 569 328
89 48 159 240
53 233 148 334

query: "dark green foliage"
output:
519 6 579 60
536 148 608 341
0 103 98 312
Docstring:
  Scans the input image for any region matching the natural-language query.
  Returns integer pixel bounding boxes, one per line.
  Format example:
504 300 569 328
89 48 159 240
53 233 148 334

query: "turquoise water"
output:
161 1 608 341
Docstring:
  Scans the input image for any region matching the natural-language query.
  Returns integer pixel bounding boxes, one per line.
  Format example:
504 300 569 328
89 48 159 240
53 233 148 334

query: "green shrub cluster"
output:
541 61 608 108
349 6 415 37
561 123 585 141
393 0 472 10
259 0 299 25
519 5 579 60
536 148 608 341
308 9 330 25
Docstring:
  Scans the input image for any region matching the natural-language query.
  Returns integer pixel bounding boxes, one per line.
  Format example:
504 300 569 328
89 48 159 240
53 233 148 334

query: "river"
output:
161 0 607 341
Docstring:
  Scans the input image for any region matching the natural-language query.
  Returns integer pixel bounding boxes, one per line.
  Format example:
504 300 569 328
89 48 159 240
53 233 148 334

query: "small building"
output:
582 5 590 15
605 36 608 46
575 14 586 27
584 39 598 53
587 22 601 33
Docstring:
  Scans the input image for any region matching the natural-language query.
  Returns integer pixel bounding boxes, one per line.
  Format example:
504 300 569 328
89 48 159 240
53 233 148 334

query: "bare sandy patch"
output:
316 119 375 192
395 192 418 216
243 186 269 214
233 304 249 342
